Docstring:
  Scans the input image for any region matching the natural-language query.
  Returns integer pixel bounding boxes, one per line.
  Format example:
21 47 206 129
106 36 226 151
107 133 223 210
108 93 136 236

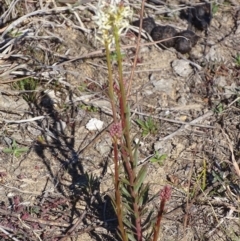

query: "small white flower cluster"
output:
93 0 133 47
86 118 104 131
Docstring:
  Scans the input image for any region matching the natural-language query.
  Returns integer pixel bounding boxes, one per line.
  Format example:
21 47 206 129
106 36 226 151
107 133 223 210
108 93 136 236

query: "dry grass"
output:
0 0 240 240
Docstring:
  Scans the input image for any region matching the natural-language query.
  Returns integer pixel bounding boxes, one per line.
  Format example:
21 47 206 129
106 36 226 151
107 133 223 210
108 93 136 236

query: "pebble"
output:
96 137 112 156
152 78 175 95
172 59 193 77
55 120 67 132
86 118 104 131
0 95 28 111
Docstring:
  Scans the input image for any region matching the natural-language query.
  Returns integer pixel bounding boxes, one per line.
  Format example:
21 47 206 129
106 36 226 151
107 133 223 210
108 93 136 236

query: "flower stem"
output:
113 26 143 241
105 40 117 123
113 26 134 164
152 200 166 241
105 39 127 241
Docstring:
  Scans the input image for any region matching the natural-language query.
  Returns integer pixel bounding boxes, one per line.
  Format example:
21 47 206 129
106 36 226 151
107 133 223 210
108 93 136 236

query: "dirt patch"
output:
0 0 240 240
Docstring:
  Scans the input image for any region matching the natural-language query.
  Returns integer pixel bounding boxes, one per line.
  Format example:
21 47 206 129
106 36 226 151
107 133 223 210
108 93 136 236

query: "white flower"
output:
86 118 104 131
93 0 133 47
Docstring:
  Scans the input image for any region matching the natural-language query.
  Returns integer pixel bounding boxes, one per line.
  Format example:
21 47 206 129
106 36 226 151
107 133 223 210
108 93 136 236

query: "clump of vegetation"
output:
12 77 39 103
136 117 158 137
235 53 240 67
150 151 167 166
3 139 28 159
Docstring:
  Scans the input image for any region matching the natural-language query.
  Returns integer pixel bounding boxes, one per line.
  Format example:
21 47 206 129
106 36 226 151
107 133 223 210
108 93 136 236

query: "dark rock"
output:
132 17 156 34
151 25 178 48
174 30 199 54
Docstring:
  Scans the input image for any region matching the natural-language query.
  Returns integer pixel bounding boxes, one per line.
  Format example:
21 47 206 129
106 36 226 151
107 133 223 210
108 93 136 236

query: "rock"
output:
213 76 227 88
27 125 42 136
154 140 172 154
172 59 193 77
225 83 237 98
213 76 237 98
0 95 28 111
86 118 104 131
205 46 225 62
55 120 66 132
151 78 175 96
151 25 177 48
96 135 112 157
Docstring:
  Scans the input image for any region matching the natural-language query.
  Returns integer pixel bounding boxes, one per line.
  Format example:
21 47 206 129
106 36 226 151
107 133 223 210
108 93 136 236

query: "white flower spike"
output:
94 0 133 47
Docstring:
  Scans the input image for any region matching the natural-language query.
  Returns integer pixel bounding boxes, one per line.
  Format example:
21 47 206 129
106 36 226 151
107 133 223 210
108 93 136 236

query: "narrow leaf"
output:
134 164 148 193
3 149 13 154
124 218 134 229
121 177 130 186
133 141 140 169
123 202 134 214
17 148 29 152
138 184 150 206
127 231 137 241
121 185 131 198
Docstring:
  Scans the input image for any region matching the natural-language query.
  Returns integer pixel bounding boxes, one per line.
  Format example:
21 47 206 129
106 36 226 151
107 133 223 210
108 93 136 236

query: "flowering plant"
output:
94 1 171 241
94 0 133 47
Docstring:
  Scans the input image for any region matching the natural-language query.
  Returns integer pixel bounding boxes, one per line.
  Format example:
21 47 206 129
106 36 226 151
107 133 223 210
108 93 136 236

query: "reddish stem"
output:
152 200 166 241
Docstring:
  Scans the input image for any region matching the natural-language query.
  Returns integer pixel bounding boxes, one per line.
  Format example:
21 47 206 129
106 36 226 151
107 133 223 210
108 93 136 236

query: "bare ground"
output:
0 0 240 240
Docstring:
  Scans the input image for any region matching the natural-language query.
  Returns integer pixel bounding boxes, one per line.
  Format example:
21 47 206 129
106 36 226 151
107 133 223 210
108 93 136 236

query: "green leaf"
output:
2 148 13 154
150 153 167 166
12 140 18 149
121 177 130 186
16 148 29 153
124 218 134 229
133 141 140 168
140 206 149 216
2 140 28 158
136 119 144 127
142 209 154 230
127 231 137 241
123 201 134 214
121 185 131 198
137 184 150 206
134 165 148 193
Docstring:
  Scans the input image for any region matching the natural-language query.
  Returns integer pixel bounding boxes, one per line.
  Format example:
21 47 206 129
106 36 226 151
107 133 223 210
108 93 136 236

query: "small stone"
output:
213 76 236 98
56 120 66 132
152 78 175 96
86 118 104 131
96 136 111 156
1 137 12 146
132 17 156 34
151 25 177 48
154 140 172 154
27 126 42 136
205 46 225 62
172 59 193 77
0 95 28 111
174 30 199 54
225 83 237 98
